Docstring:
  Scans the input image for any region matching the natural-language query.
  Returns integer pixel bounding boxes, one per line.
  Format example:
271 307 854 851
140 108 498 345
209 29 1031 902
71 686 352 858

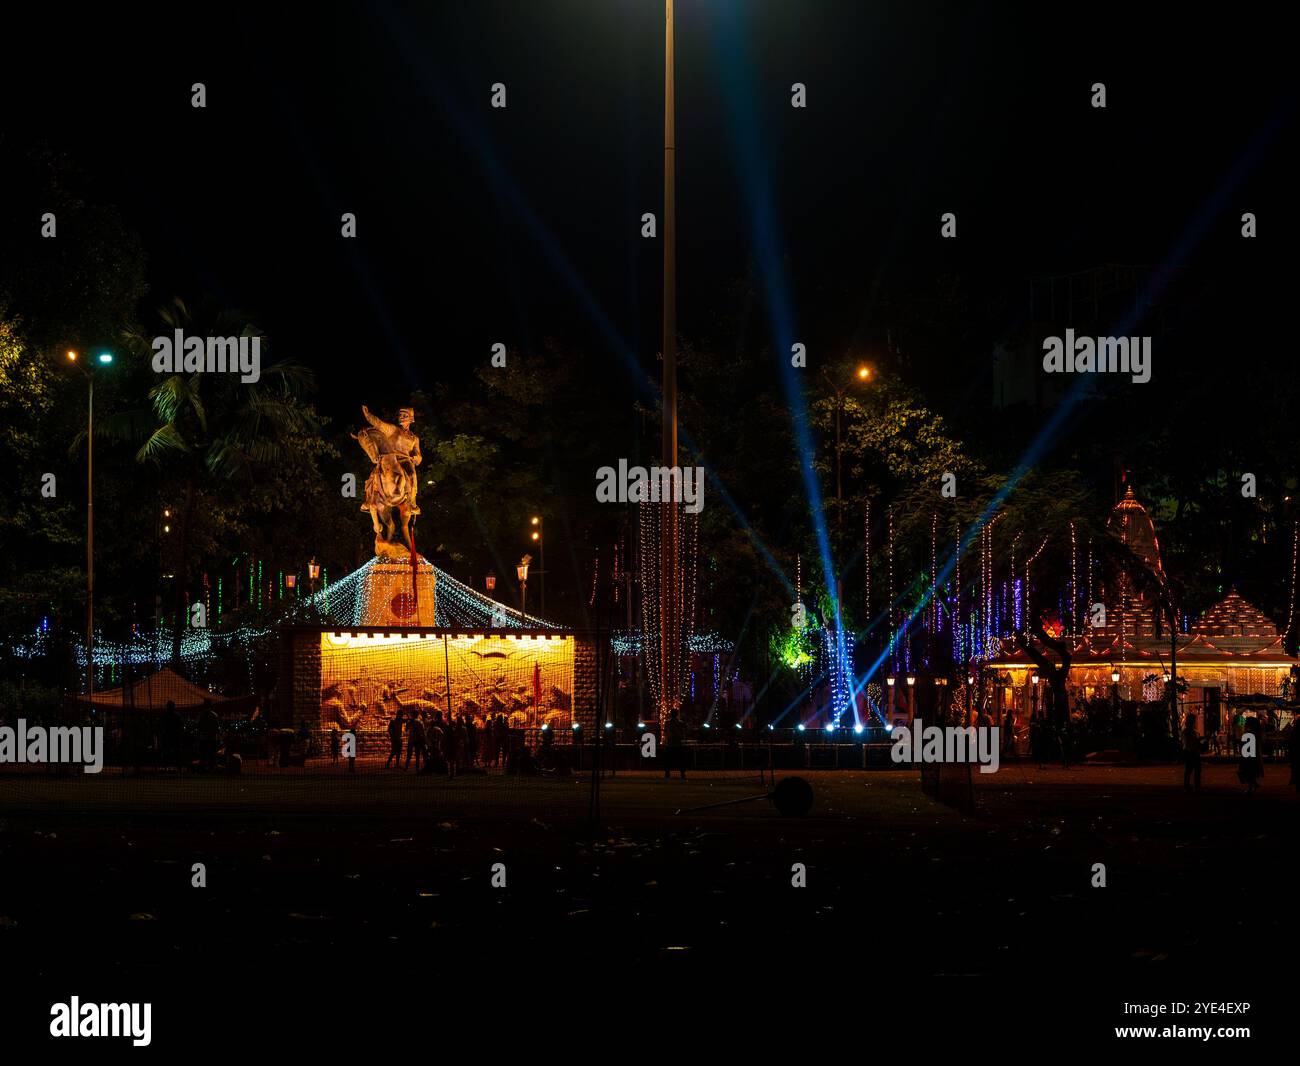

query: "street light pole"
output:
531 516 545 617
822 363 870 602
68 349 112 702
86 371 94 703
835 386 843 542
517 556 531 622
659 0 679 728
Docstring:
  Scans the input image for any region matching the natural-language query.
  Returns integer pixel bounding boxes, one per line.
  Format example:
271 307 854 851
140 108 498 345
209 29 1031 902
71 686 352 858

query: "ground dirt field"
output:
2 762 1292 1049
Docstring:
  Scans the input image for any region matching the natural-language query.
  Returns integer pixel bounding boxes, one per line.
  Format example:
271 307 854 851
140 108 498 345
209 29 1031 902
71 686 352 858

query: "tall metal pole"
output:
658 0 679 726
835 390 843 554
539 518 545 618
663 0 677 472
86 374 95 703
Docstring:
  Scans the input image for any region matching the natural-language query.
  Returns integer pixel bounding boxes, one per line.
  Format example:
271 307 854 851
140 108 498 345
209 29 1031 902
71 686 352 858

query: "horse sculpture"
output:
353 405 423 559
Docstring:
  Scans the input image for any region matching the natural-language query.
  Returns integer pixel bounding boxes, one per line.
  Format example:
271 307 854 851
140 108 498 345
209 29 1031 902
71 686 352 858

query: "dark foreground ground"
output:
1 761 1294 1052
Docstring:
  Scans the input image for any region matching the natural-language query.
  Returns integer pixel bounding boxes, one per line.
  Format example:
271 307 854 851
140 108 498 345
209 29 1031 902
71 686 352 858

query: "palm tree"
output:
99 298 318 660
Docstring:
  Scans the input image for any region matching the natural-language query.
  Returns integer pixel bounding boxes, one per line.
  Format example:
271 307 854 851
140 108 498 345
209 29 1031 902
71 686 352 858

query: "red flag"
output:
402 505 419 620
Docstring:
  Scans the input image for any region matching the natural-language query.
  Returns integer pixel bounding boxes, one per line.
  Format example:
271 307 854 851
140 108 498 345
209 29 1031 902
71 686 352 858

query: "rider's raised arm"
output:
362 405 394 433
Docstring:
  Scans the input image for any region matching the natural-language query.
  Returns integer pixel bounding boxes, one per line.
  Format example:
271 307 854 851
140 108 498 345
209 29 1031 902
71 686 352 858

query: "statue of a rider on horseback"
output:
353 405 423 559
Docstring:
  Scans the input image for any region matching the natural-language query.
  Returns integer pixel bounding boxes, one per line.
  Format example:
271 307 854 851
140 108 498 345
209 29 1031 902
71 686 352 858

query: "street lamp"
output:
485 571 497 594
67 349 113 703
530 515 544 617
517 555 531 619
821 362 872 569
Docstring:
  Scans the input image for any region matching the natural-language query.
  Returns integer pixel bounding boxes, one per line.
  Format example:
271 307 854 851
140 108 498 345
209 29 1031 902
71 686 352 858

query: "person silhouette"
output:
1182 713 1202 792
385 711 404 769
664 708 686 780
1289 715 1300 793
1238 716 1264 796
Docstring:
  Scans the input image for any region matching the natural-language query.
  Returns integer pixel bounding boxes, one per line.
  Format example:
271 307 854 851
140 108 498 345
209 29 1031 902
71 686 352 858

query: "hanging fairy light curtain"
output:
639 498 699 721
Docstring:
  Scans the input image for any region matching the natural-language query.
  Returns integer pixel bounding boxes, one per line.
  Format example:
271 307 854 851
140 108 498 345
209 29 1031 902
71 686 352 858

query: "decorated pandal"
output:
316 630 576 736
277 405 587 745
986 489 1299 735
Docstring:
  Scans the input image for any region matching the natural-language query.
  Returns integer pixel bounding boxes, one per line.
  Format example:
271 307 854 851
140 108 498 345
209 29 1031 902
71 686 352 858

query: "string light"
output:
638 500 698 721
1069 520 1078 635
929 513 937 636
863 500 871 620
1287 522 1298 636
1025 536 1048 632
888 506 895 673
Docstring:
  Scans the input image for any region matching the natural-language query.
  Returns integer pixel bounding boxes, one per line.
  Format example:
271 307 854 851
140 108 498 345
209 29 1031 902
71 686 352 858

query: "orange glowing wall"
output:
317 632 575 734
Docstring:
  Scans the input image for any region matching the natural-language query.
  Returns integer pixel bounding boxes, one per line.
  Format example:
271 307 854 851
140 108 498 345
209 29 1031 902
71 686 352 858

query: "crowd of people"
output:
345 710 527 777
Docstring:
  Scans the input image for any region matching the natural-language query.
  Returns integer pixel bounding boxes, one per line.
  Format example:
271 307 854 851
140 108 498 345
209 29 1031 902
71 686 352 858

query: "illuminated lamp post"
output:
67 349 114 704
307 559 321 618
821 363 872 590
659 0 680 732
1111 666 1121 716
530 516 545 617
285 573 297 597
517 556 531 621
485 571 496 595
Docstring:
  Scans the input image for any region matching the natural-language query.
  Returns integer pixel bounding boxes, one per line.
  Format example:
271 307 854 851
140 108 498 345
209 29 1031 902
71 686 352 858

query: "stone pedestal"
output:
359 558 437 626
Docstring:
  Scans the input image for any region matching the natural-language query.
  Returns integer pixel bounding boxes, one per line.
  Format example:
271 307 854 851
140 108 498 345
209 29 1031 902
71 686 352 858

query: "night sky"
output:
2 1 1294 424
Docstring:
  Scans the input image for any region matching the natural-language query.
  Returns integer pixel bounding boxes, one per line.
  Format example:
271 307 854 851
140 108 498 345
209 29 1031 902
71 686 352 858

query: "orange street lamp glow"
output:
531 531 540 541
857 365 870 380
67 350 78 361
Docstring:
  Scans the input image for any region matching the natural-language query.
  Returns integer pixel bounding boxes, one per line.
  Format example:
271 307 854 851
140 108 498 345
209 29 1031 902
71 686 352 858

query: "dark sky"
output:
3 1 1294 422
